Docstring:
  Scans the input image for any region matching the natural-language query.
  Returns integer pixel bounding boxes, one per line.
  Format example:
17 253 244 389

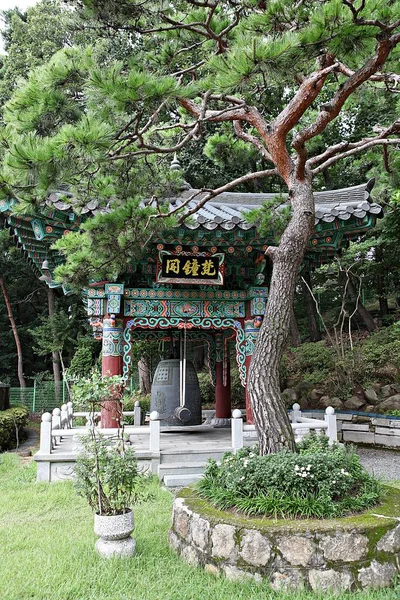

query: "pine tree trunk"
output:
0 276 26 388
48 288 62 390
138 358 151 394
301 270 322 341
248 177 314 455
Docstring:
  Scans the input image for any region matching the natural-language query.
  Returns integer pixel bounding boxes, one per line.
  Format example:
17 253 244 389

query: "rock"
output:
174 503 192 538
320 396 344 410
190 514 210 551
204 563 219 576
380 385 397 398
270 570 305 591
364 388 379 404
344 396 365 410
277 536 316 566
319 396 332 408
379 395 400 412
239 529 271 567
376 525 400 553
364 405 376 413
311 389 324 401
211 524 237 559
319 533 368 562
309 569 353 592
373 383 382 393
358 561 397 589
181 545 199 566
223 565 262 583
168 530 181 552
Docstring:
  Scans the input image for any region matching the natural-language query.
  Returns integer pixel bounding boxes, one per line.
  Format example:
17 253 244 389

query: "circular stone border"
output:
169 486 400 592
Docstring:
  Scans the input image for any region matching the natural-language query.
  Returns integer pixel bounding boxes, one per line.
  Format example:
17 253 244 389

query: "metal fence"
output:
9 381 70 413
9 374 139 413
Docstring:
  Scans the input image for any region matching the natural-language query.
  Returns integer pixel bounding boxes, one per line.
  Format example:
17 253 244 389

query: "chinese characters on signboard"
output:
157 252 224 285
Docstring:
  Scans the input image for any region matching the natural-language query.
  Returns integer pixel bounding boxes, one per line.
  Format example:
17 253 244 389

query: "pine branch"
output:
148 168 278 224
233 121 273 163
294 32 400 172
312 137 400 174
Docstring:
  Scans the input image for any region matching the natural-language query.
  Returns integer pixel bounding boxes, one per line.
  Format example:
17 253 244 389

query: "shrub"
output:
197 434 381 519
0 406 29 451
198 368 245 407
74 433 145 515
197 371 214 405
122 393 150 424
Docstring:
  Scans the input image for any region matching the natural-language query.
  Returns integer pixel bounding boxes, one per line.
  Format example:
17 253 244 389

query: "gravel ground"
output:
357 447 400 481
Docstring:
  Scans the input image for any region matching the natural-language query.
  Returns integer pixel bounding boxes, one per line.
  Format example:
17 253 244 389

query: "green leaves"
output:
198 442 381 519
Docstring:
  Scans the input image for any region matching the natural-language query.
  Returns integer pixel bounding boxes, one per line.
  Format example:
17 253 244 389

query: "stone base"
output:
169 488 400 592
95 536 136 558
211 418 231 428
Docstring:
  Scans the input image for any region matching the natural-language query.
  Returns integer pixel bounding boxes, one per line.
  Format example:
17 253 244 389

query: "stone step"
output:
163 473 204 488
160 448 228 464
158 461 212 477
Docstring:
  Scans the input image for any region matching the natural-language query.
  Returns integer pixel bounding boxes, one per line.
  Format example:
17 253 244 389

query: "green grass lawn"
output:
0 453 399 600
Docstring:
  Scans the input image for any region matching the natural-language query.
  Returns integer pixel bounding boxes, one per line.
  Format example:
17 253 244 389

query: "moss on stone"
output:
179 485 400 535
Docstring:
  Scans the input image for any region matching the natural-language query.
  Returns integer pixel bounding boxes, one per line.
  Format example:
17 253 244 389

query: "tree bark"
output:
248 176 314 455
0 276 26 388
301 270 322 341
346 277 377 332
138 357 151 394
48 288 62 389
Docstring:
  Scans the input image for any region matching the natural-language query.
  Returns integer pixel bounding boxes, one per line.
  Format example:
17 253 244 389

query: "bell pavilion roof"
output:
0 179 383 291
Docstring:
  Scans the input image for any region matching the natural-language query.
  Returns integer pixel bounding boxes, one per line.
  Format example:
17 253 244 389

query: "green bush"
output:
197 434 381 519
198 368 245 407
122 393 150 424
197 371 214 405
0 406 29 451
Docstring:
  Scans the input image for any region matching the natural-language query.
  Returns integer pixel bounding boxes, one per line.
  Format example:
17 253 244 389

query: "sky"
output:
0 0 38 52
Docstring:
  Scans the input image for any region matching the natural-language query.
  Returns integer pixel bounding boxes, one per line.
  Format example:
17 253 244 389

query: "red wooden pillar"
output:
214 334 231 426
101 316 124 428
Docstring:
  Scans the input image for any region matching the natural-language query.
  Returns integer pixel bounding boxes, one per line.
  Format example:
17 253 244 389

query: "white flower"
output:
302 472 307 478
295 465 299 471
307 464 312 471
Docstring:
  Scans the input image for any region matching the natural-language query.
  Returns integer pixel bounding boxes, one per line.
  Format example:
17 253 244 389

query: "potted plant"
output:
73 373 140 558
74 431 140 557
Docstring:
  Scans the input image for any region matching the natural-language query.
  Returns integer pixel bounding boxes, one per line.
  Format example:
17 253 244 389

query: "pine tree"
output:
2 1 400 453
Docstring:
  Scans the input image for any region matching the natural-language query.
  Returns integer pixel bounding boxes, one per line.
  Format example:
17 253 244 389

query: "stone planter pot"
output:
94 509 135 558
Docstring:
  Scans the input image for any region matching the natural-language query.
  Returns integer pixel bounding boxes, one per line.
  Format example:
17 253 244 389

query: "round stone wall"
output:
169 487 400 592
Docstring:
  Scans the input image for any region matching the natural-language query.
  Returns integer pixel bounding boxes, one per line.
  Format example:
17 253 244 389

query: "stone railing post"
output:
134 400 141 427
149 411 160 454
52 407 61 429
231 409 243 451
40 413 52 454
291 403 302 423
61 404 68 429
325 406 337 445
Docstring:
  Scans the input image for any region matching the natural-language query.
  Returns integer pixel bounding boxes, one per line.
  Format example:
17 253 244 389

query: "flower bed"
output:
197 435 381 519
